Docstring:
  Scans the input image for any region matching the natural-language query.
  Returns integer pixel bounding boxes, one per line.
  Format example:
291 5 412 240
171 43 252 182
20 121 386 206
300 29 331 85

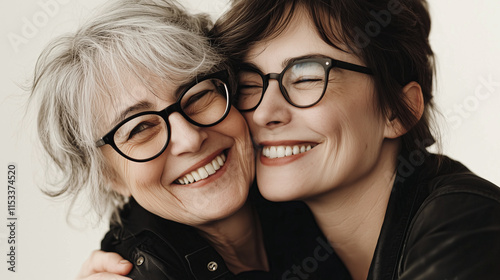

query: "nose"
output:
251 79 292 128
168 113 208 156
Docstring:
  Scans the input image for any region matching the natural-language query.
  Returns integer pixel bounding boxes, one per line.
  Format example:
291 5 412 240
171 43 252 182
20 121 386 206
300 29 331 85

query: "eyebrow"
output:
241 53 331 72
282 54 330 68
112 100 154 126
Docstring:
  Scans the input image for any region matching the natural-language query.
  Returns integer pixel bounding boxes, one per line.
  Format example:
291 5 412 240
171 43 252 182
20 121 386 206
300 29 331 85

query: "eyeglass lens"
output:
113 78 228 161
237 60 326 110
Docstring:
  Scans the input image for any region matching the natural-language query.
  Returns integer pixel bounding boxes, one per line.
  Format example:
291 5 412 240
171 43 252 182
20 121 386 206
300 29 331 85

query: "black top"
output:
366 152 500 279
101 185 348 279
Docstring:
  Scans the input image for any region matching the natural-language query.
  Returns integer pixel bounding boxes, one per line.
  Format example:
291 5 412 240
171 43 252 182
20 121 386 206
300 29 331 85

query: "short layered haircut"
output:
30 0 222 223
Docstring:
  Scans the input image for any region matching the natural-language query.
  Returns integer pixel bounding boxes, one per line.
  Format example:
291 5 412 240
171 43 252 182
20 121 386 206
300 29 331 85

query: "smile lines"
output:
176 152 226 185
262 144 315 159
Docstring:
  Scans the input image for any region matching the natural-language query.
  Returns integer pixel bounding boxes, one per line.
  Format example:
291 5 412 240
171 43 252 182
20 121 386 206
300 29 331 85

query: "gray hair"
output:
29 0 223 224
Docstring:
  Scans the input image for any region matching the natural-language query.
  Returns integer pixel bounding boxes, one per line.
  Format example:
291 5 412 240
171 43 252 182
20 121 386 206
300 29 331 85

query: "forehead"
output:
244 12 360 72
96 72 178 132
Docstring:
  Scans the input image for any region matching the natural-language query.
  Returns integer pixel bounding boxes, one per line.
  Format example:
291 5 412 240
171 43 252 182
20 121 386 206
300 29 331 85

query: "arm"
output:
76 250 133 280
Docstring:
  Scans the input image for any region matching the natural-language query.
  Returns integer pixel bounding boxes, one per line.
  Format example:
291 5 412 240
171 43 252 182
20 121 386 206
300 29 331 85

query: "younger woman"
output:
214 0 500 279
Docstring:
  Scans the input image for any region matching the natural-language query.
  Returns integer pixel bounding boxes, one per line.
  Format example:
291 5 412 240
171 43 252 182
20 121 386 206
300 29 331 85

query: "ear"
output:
384 81 424 139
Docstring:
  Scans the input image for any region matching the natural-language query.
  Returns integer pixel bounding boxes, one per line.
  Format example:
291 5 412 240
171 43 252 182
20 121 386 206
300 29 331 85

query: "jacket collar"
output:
116 198 232 280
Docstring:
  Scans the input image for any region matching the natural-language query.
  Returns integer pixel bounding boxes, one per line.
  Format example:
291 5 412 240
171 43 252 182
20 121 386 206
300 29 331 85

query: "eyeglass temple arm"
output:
96 138 106 147
335 60 373 75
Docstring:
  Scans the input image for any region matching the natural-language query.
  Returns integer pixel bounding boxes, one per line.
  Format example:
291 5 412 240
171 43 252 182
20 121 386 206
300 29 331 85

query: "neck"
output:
305 140 400 280
196 201 268 274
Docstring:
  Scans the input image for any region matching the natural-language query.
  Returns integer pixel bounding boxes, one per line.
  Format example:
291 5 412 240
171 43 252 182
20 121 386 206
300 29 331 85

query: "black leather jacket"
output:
102 188 347 279
365 152 500 279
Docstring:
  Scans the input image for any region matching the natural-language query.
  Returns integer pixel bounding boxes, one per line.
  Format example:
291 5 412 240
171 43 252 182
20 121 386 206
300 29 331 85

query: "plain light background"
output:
0 0 499 279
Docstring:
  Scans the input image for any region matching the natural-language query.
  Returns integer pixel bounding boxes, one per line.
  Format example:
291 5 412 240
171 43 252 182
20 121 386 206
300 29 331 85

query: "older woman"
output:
213 0 500 279
30 0 337 279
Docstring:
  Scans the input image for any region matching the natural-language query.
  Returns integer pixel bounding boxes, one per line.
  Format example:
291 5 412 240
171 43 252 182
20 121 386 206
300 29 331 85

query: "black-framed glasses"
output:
236 57 373 111
96 70 231 162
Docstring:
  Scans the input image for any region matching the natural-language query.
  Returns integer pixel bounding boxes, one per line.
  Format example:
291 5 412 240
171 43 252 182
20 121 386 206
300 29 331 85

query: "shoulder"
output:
101 229 192 280
101 199 232 280
409 176 500 244
426 155 500 200
414 155 500 230
399 155 500 279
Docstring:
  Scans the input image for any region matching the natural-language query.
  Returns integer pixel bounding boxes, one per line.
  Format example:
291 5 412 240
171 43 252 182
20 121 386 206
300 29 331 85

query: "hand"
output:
76 250 133 280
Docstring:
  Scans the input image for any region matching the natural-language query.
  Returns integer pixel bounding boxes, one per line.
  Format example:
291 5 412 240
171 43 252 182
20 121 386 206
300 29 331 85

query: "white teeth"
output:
269 146 277 158
205 163 216 175
192 171 201 181
276 146 285 158
186 173 194 184
212 159 221 171
262 144 315 159
217 155 224 166
263 147 270 157
176 153 226 185
197 167 209 179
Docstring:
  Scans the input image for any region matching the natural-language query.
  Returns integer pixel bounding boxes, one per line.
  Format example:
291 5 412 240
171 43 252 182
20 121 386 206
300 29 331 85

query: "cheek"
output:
227 109 248 135
216 109 255 204
221 108 254 148
331 83 384 135
131 164 164 187
233 129 255 185
315 87 386 157
226 110 255 181
242 112 256 133
134 155 174 197
101 147 133 196
124 161 179 220
114 157 166 200
337 109 386 174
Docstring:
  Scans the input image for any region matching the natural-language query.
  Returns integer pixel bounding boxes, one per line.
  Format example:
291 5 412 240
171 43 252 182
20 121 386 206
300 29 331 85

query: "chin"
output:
196 198 247 225
258 180 305 202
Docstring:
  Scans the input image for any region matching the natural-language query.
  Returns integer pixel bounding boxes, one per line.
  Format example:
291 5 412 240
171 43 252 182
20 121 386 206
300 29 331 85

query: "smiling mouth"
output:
262 144 316 159
175 152 227 185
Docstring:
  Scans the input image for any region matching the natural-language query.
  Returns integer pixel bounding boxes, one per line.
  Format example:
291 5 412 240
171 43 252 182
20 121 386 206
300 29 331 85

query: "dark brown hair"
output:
212 0 437 152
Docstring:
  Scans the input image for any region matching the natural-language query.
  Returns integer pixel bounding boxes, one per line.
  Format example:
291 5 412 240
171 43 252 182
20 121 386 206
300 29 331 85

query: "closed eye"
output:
183 90 211 108
293 77 323 84
128 121 158 140
239 84 263 90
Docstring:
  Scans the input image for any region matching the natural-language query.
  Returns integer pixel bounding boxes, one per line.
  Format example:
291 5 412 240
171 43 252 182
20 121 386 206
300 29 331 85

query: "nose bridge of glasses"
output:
159 101 183 121
267 73 281 80
263 72 282 92
157 102 198 139
263 72 289 99
161 102 194 129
